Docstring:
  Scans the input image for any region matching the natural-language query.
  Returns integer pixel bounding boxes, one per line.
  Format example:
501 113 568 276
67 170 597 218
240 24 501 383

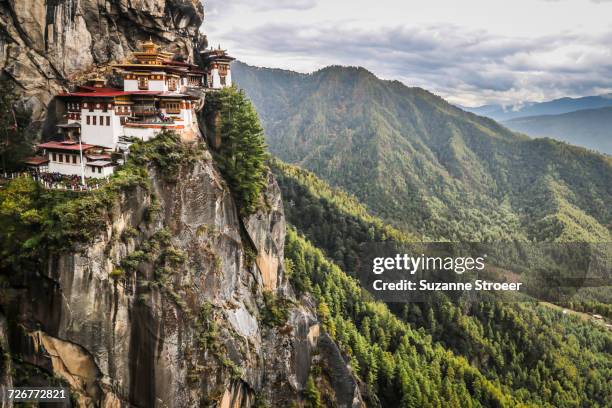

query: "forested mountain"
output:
503 107 612 155
275 159 612 407
233 62 612 242
464 94 612 122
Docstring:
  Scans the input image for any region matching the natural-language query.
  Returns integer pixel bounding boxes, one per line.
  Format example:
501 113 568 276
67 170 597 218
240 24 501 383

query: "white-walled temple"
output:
201 46 235 89
27 40 235 181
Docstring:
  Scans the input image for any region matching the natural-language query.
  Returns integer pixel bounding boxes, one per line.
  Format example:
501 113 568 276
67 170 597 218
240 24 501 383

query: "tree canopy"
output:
205 87 269 216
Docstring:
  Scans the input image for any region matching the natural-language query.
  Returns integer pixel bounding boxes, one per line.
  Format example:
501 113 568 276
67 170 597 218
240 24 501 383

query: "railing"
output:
1 172 103 191
131 108 157 115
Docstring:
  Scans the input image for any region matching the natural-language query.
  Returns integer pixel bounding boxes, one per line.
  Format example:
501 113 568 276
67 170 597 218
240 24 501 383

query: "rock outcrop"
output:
1 145 364 407
0 0 205 131
3 149 292 407
0 1 367 406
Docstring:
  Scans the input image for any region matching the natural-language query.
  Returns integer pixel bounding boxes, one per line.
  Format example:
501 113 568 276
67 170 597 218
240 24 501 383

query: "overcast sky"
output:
202 0 612 106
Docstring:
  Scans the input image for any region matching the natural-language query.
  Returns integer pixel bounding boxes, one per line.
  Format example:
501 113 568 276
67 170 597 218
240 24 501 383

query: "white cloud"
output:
204 0 316 13
202 0 612 105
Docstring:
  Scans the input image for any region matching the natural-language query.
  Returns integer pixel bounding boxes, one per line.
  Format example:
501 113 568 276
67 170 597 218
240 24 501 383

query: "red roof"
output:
58 90 160 98
38 141 96 151
77 86 122 92
163 60 197 68
23 156 49 166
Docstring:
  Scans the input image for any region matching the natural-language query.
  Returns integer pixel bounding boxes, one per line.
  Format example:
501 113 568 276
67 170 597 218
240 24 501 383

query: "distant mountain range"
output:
504 107 612 154
233 61 612 242
462 95 612 154
463 94 612 122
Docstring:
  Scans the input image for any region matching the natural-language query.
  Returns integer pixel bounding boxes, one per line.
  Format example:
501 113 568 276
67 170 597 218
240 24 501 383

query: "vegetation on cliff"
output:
204 87 269 216
286 229 518 407
0 131 201 275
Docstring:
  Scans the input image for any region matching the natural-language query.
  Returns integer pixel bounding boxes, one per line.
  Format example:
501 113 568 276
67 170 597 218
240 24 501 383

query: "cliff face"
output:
0 1 366 406
2 147 362 407
0 0 205 129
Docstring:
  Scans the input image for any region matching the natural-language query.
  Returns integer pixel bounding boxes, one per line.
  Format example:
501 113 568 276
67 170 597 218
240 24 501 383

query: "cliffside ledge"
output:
0 0 205 132
0 133 364 407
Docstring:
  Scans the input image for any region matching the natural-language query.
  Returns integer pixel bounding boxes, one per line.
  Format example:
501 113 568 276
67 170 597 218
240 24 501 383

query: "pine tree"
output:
205 87 269 216
304 375 322 408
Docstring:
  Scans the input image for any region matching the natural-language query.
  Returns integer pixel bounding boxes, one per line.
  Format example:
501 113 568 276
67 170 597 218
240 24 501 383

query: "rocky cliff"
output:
0 0 205 131
0 141 364 407
0 1 366 406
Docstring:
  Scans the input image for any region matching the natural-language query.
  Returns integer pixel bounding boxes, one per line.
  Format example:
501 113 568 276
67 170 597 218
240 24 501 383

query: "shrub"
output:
260 290 291 327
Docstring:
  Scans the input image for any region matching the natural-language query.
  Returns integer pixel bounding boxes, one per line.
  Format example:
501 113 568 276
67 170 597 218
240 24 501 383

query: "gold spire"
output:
143 37 157 53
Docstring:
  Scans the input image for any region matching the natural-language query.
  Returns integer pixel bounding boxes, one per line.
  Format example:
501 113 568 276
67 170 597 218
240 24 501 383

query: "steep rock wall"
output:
0 1 367 404
0 0 205 130
4 149 302 406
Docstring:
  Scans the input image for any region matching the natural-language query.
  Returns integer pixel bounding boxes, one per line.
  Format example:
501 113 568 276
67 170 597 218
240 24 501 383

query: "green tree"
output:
205 87 269 216
304 375 322 408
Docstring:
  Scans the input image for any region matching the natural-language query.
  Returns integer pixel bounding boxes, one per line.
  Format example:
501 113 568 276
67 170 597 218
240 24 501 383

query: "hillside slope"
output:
276 159 612 408
234 62 612 242
503 107 612 155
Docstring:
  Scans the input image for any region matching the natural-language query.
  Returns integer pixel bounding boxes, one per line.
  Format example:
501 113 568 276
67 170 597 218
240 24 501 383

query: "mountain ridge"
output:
503 107 612 155
233 61 612 242
464 93 612 121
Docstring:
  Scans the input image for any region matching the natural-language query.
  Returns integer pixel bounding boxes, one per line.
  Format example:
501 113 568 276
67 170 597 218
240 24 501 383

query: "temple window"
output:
168 79 177 91
86 116 90 125
138 77 149 90
72 155 77 164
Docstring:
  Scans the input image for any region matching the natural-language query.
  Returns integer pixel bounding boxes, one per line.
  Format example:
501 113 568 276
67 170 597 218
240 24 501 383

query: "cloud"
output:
219 22 612 106
203 0 317 14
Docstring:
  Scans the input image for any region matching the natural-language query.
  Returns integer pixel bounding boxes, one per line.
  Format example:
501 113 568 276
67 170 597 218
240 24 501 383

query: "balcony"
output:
125 115 175 126
131 106 157 116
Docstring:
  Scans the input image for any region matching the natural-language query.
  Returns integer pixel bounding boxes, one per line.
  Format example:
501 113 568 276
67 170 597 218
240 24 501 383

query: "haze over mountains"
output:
463 95 612 154
504 107 612 155
232 61 612 243
463 94 612 122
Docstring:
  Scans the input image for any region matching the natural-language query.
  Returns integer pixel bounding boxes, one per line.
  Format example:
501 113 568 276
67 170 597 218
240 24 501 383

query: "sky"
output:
202 0 612 106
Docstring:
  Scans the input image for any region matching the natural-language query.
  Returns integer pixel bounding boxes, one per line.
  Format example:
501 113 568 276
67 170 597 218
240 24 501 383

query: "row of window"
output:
51 153 79 164
86 116 111 126
130 77 190 91
50 153 104 173
164 103 181 112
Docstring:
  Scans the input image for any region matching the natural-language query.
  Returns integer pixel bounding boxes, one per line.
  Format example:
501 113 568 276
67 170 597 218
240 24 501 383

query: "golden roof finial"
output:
143 36 157 52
